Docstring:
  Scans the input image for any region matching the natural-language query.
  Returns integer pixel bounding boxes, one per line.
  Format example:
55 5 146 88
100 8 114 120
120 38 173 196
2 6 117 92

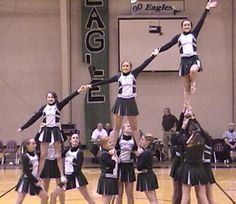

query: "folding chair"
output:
0 140 4 164
212 139 228 163
2 140 18 165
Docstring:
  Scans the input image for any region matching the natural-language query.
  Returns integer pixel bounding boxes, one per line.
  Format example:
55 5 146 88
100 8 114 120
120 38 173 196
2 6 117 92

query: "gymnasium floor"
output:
1 154 236 203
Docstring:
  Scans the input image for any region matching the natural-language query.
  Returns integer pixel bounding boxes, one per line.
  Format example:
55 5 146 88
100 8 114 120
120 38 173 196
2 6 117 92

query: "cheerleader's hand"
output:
183 101 189 113
152 48 159 56
182 117 190 129
40 123 46 129
17 128 22 133
111 155 119 163
206 0 217 10
85 84 92 89
77 85 88 93
60 176 68 184
137 147 144 155
108 148 116 155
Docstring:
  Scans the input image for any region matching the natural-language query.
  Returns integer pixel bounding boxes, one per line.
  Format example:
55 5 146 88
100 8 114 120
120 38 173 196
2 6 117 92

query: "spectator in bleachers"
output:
90 122 108 163
104 122 113 136
223 122 236 163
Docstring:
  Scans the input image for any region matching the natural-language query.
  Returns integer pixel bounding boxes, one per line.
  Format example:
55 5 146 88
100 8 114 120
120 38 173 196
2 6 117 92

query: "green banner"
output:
81 0 110 146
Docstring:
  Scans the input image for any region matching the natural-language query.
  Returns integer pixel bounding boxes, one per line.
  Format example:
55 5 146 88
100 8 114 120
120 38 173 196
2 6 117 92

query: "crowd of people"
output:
14 1 224 204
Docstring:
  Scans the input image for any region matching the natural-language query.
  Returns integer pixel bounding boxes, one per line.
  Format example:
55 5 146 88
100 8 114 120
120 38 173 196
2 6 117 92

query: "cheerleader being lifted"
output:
156 0 217 105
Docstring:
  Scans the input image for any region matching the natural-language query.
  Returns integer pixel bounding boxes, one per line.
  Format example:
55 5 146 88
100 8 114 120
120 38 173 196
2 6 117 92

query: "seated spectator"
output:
90 122 108 163
223 122 236 163
104 122 113 136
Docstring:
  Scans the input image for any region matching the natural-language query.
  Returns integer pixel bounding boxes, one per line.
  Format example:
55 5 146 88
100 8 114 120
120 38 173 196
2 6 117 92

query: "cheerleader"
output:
180 116 209 204
40 142 65 204
169 105 186 204
202 131 216 204
157 0 217 104
85 49 159 146
15 138 48 204
50 133 94 204
115 122 137 204
136 133 158 204
17 85 87 182
97 135 119 204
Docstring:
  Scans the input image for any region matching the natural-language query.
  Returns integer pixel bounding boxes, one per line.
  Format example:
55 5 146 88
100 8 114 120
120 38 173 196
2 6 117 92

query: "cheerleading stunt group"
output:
15 1 218 204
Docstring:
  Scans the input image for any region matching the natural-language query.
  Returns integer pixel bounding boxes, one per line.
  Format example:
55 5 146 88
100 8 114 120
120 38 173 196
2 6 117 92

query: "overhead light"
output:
130 0 137 4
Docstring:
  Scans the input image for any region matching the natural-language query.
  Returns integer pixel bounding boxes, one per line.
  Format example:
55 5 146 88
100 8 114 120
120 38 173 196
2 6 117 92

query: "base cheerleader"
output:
40 142 65 204
136 133 159 204
115 122 137 204
15 138 48 204
178 114 209 204
97 136 120 204
50 133 94 204
201 130 216 204
170 105 186 204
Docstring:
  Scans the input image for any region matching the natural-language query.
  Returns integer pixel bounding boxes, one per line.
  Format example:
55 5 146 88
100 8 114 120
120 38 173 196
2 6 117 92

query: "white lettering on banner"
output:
131 1 184 15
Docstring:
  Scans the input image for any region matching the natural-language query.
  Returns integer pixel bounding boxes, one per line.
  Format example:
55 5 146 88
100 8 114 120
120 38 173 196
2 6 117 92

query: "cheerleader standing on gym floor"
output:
97 135 120 204
136 133 159 204
157 0 217 104
50 133 94 204
40 142 65 204
169 105 187 204
17 85 86 183
201 130 216 204
115 122 137 204
178 116 209 204
15 138 48 204
85 49 159 146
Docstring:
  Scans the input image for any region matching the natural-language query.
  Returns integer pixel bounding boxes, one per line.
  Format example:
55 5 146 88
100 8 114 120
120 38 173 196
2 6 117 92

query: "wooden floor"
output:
0 166 236 204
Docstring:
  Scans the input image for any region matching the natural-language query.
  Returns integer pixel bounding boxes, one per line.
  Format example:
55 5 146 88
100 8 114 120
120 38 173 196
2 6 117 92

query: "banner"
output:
81 0 111 146
131 0 185 15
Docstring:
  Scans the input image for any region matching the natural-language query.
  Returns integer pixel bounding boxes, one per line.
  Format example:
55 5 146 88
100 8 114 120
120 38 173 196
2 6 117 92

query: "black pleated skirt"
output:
111 97 139 116
173 162 184 183
179 55 202 76
181 162 209 186
204 163 216 184
38 126 65 143
15 176 42 196
118 163 136 182
63 172 88 190
170 156 182 179
97 176 118 195
40 159 60 179
136 171 158 192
